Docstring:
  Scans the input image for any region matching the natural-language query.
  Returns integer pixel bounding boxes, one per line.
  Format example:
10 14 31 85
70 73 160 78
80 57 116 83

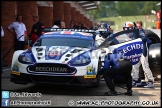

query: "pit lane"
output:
1 67 161 107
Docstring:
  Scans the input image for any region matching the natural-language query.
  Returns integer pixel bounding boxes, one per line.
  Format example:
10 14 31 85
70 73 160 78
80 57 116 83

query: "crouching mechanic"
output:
100 53 133 96
123 22 154 88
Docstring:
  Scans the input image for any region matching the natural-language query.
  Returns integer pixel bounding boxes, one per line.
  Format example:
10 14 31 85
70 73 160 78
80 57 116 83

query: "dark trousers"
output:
14 39 25 51
139 65 145 80
14 38 17 51
103 60 132 91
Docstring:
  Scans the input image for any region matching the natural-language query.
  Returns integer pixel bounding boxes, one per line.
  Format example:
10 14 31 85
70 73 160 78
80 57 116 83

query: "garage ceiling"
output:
76 1 100 11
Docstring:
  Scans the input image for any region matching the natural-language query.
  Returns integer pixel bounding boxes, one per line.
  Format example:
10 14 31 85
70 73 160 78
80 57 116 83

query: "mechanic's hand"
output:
109 34 114 37
24 34 29 40
146 38 152 44
141 37 147 42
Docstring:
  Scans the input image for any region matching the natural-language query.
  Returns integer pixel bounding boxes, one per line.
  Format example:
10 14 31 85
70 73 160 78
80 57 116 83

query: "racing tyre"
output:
139 30 161 80
144 30 161 45
148 43 161 77
94 59 102 88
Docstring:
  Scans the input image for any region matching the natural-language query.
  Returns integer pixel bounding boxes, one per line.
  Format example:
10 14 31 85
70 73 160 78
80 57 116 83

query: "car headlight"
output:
69 52 91 66
18 53 33 64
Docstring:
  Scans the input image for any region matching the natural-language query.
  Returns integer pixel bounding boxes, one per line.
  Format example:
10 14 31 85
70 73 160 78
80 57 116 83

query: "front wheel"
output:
94 59 102 88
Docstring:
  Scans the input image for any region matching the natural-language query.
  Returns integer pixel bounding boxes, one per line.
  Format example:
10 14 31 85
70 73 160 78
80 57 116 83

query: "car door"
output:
98 29 143 65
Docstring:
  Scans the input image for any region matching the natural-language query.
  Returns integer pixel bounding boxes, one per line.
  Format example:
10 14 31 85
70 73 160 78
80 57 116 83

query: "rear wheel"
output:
139 30 161 80
144 30 161 45
148 43 161 77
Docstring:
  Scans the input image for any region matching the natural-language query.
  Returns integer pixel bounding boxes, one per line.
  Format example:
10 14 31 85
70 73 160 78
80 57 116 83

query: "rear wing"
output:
42 27 96 33
41 27 113 34
41 27 114 40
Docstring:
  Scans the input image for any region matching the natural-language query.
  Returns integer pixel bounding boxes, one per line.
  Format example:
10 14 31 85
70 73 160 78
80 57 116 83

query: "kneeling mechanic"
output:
100 53 133 96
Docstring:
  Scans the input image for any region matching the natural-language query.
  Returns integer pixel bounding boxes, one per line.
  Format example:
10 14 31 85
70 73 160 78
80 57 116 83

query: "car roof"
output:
40 31 94 40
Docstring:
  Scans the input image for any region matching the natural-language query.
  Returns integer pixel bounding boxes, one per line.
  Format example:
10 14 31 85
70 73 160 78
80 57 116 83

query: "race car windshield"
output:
34 38 92 49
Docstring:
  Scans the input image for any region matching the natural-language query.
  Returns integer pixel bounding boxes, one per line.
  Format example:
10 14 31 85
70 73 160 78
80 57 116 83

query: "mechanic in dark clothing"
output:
100 53 133 96
29 15 44 44
99 23 119 44
99 23 112 38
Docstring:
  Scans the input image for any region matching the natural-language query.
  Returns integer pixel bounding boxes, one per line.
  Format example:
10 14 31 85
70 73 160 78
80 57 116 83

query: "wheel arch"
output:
148 43 161 77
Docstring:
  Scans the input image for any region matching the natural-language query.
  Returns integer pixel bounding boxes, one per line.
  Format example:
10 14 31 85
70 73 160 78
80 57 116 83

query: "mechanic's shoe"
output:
132 81 137 87
132 79 141 87
144 81 154 88
100 75 105 81
104 90 117 96
125 90 133 96
137 81 147 87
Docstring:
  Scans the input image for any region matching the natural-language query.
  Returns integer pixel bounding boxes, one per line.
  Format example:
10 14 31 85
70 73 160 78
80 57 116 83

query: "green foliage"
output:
88 1 117 19
88 1 160 19
140 1 161 14
116 1 139 16
99 1 117 17
88 9 100 19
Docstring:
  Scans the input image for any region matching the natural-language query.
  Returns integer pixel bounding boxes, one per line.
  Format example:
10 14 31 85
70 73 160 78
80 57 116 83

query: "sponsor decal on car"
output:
45 46 68 60
78 32 91 36
35 67 67 72
44 32 57 34
113 42 143 65
11 62 20 75
47 51 61 56
61 31 74 34
84 66 96 78
28 63 76 73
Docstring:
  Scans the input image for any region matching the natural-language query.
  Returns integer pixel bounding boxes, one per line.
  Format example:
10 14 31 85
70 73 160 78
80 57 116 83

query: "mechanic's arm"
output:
105 31 113 38
6 27 16 36
99 57 112 75
109 33 119 44
139 29 147 40
7 22 16 36
139 30 152 45
107 31 113 36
